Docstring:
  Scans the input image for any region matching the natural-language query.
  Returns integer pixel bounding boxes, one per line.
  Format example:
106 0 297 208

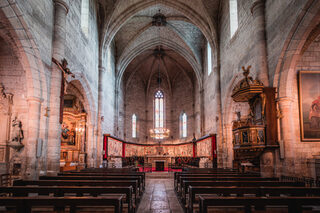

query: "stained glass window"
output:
154 90 164 139
182 113 187 138
132 114 137 138
207 42 212 76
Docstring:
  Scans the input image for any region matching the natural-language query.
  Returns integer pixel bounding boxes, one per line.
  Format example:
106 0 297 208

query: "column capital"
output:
27 96 44 104
276 96 294 104
54 0 69 14
99 66 106 73
251 0 265 15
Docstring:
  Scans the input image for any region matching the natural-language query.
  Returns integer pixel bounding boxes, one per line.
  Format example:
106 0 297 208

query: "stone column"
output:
277 97 295 157
251 0 269 86
25 97 42 180
86 123 95 167
96 65 106 167
47 0 68 175
200 88 205 135
223 123 233 168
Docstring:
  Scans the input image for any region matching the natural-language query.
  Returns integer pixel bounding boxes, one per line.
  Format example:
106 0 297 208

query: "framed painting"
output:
299 71 320 141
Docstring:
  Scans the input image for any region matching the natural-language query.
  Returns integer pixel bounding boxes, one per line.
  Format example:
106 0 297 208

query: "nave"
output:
137 176 183 213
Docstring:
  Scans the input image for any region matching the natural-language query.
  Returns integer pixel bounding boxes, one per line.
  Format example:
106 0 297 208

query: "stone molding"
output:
251 0 265 15
53 0 69 14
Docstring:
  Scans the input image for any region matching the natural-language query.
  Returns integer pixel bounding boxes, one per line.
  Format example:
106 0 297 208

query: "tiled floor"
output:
137 178 184 213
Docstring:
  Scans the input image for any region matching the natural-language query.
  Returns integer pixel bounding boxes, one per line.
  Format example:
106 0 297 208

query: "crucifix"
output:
52 58 75 124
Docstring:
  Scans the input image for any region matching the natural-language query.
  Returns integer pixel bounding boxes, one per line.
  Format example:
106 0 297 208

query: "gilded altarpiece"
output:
60 106 87 171
0 84 13 173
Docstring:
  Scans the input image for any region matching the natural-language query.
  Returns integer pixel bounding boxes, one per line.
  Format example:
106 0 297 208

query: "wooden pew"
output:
178 177 279 197
59 172 145 189
175 174 264 190
174 171 258 187
188 186 320 213
198 195 320 213
0 195 124 213
0 185 134 213
40 175 144 193
13 179 141 204
180 180 305 204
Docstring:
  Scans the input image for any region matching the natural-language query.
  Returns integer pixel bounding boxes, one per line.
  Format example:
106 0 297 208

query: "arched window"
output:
81 0 89 36
132 114 137 138
229 0 238 37
154 90 164 138
180 112 187 138
207 42 212 76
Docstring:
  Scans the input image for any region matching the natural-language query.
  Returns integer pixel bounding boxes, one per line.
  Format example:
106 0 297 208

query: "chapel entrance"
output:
60 94 87 171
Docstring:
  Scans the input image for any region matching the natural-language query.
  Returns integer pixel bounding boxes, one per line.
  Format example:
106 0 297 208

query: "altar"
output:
145 156 173 169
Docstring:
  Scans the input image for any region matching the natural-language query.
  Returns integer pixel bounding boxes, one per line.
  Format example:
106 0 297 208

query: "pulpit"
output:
231 66 279 174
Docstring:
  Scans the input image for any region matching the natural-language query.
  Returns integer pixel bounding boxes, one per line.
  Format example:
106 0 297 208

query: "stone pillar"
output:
25 97 42 180
200 88 205 135
86 123 95 167
96 65 106 167
277 97 294 159
260 150 275 177
47 0 68 175
251 0 269 86
223 123 233 168
277 97 296 176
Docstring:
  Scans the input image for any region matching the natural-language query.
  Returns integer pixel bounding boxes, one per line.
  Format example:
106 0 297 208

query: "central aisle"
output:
137 174 184 213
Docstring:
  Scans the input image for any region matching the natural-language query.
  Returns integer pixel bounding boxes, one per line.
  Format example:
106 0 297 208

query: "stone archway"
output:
0 1 47 179
66 77 98 168
273 0 320 176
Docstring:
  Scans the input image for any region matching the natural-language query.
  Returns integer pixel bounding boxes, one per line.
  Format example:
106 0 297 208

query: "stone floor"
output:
137 178 184 213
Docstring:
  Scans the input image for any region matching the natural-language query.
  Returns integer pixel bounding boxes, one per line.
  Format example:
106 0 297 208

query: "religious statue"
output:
9 117 24 150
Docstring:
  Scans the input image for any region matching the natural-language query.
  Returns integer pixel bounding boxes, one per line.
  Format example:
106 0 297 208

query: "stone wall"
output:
0 37 28 175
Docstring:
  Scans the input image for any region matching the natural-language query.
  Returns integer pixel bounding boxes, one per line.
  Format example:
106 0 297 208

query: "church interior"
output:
0 0 320 212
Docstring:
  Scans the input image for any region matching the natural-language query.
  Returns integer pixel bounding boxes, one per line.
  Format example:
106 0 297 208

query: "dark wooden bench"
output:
40 175 144 193
13 179 141 204
59 172 145 190
198 195 320 213
175 173 260 190
174 170 241 181
0 195 124 213
177 176 277 192
0 185 134 213
180 180 305 204
188 186 320 213
178 177 280 197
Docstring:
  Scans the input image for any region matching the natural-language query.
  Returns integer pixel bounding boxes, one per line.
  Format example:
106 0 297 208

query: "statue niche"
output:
231 66 278 173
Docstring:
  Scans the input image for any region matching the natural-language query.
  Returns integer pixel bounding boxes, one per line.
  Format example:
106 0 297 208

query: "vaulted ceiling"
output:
97 0 221 88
